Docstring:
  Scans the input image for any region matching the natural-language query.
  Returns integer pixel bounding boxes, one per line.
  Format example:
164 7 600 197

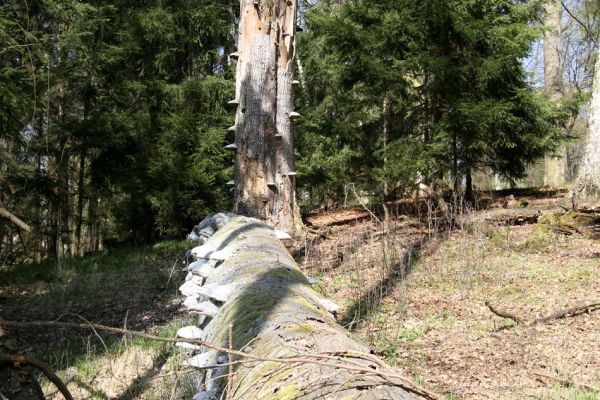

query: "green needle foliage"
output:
297 0 565 205
0 0 584 264
1 0 236 262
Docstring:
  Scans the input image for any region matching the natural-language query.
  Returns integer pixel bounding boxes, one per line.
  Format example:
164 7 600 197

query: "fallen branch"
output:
531 302 600 325
485 301 600 326
533 370 599 393
0 319 439 399
0 353 73 400
484 301 524 324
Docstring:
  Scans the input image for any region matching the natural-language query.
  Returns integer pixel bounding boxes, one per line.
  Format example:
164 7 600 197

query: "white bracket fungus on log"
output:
177 213 419 399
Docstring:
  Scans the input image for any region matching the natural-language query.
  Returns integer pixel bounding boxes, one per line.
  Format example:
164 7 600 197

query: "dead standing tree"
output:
230 0 302 235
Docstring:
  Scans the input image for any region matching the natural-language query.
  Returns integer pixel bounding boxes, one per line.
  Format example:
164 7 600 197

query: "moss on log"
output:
180 215 420 399
537 211 600 238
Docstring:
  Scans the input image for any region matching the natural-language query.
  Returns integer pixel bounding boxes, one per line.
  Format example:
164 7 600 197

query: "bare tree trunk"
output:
232 0 302 235
382 96 391 225
465 168 474 202
87 194 98 253
58 153 70 259
74 149 85 256
48 189 59 260
543 0 568 187
572 53 600 199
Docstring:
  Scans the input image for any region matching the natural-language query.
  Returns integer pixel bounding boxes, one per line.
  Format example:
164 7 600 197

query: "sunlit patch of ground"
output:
297 201 599 399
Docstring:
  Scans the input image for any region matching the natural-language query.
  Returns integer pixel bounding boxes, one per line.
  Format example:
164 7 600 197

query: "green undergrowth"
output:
1 239 190 286
40 316 198 399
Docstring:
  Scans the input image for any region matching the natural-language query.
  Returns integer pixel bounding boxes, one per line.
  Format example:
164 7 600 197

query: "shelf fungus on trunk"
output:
177 214 419 400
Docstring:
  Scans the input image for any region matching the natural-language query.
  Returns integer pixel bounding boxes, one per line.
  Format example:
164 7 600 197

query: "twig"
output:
169 372 181 400
560 1 598 49
0 319 440 399
0 353 73 400
227 323 233 398
485 301 600 326
347 183 381 223
166 256 180 287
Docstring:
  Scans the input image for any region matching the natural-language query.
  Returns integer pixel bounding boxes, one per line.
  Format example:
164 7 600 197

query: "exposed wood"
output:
232 0 302 235
484 301 524 324
531 302 600 325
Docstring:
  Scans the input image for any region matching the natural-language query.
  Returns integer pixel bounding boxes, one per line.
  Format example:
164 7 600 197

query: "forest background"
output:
0 0 598 264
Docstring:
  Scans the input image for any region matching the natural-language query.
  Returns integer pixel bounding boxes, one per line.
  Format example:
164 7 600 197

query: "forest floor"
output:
0 189 598 399
0 241 199 399
296 190 600 399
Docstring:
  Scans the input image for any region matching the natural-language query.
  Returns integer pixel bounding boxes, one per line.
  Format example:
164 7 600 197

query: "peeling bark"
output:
232 0 302 235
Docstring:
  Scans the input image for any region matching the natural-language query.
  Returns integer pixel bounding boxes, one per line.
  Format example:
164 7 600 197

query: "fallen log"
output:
180 214 428 399
455 208 543 227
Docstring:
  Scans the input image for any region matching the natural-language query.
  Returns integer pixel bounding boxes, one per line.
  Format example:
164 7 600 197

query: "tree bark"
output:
543 0 568 187
181 214 421 399
572 53 600 199
232 0 302 235
57 150 71 259
465 168 474 202
87 194 99 252
74 149 86 256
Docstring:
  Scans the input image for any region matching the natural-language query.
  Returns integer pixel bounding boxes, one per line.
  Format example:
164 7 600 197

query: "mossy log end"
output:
537 211 600 238
181 215 419 400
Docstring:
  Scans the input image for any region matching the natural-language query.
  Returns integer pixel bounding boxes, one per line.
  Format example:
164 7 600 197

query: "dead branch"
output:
533 370 599 393
0 353 73 400
485 301 600 326
531 302 600 325
0 319 440 399
484 301 524 324
0 207 31 232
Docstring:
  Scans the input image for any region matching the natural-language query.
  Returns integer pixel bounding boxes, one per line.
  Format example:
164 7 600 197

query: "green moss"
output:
213 291 280 350
538 212 559 225
285 322 316 335
270 381 300 400
558 211 600 228
258 366 300 400
539 211 600 229
291 291 328 316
